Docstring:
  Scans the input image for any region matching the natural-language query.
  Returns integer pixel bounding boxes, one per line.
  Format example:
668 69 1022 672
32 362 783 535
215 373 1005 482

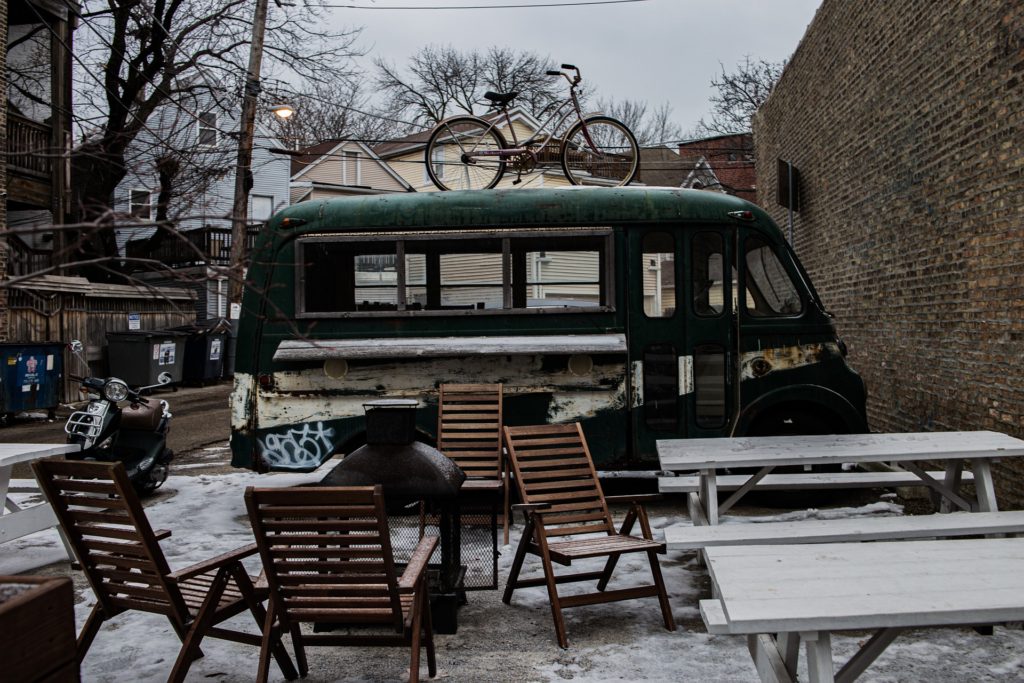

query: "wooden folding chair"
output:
436 382 510 544
502 423 676 648
246 485 438 683
32 459 296 683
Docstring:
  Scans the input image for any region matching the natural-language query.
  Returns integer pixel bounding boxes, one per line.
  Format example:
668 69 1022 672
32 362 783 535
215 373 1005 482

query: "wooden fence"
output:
5 275 196 402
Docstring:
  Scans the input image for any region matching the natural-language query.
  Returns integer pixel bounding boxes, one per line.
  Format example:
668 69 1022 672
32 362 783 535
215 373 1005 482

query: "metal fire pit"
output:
320 399 495 633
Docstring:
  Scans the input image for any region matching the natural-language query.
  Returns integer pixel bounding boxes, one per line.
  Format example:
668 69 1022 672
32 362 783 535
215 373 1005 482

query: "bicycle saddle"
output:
484 91 518 106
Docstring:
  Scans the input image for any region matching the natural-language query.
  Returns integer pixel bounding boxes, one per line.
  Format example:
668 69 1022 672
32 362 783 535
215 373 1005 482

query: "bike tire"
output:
560 115 639 187
425 116 508 191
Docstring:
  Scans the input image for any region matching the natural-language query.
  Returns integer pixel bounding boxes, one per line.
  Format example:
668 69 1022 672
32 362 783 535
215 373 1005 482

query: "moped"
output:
64 340 174 494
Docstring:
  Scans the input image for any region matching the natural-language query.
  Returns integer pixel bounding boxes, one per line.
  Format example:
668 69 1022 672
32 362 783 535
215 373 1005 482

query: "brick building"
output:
754 1 1024 504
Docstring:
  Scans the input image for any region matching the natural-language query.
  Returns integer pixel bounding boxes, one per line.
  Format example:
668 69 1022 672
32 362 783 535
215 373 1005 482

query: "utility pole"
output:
228 0 271 314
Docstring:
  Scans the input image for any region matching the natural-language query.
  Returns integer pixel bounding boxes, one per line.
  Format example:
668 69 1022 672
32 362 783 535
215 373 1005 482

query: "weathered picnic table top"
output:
704 538 1024 634
657 430 1024 470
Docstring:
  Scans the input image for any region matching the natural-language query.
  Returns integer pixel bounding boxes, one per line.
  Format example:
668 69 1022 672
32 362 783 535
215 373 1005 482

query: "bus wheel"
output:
745 406 844 437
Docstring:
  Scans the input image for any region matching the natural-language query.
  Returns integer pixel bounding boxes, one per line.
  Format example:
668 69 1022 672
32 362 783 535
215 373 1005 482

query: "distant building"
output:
677 133 756 202
290 139 412 202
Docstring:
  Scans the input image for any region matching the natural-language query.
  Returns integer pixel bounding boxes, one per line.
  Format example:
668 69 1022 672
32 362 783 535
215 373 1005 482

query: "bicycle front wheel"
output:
425 116 507 191
560 116 639 187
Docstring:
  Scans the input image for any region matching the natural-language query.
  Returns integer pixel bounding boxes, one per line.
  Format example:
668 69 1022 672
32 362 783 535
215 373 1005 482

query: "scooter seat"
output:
120 400 162 431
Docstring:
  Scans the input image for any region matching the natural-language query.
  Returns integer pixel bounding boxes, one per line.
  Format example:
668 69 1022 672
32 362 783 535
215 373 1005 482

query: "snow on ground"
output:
4 473 1024 682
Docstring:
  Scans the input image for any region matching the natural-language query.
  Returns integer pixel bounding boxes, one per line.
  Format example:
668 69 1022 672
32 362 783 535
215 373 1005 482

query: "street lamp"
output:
270 103 295 120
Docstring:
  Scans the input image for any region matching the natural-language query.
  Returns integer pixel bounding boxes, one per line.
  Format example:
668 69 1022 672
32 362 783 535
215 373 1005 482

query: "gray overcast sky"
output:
325 0 822 137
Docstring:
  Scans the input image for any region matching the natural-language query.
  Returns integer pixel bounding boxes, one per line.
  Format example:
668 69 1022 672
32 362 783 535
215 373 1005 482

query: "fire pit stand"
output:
320 399 479 633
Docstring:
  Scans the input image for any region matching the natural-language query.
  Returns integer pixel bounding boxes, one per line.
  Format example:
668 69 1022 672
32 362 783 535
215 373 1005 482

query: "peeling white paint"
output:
546 381 627 423
631 361 644 407
230 373 254 431
740 342 841 381
678 355 694 396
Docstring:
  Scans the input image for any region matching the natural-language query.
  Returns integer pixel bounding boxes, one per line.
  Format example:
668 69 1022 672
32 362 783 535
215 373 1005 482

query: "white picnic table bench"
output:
0 443 81 558
657 431 1024 526
700 538 1024 683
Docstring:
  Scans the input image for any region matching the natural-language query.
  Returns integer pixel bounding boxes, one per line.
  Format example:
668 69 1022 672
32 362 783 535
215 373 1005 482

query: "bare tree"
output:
694 56 785 136
598 99 683 147
374 46 563 129
263 79 402 150
68 0 364 276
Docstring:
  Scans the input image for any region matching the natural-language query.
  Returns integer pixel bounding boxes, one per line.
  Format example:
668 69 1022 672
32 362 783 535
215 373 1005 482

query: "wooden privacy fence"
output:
5 275 196 402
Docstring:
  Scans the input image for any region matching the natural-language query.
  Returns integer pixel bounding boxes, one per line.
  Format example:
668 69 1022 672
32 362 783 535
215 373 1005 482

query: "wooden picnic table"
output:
656 431 1024 525
700 538 1024 683
0 443 81 558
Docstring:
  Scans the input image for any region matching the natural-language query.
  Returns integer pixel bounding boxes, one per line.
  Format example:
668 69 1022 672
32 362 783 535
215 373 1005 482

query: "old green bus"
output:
230 187 867 472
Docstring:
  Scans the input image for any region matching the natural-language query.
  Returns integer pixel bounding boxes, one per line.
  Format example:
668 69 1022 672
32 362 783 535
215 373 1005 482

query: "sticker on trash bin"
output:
158 341 176 366
210 339 222 361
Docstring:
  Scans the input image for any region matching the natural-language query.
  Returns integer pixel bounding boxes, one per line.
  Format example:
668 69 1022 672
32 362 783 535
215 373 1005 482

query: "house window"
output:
129 190 152 219
251 195 274 222
198 112 217 146
343 150 361 185
430 146 444 183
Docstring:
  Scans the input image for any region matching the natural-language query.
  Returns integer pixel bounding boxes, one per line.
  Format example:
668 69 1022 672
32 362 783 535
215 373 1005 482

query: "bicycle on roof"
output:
423 64 640 191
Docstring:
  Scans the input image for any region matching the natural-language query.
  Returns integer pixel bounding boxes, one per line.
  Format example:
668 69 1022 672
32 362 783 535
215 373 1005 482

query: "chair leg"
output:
291 622 308 677
534 533 569 649
256 601 278 683
409 592 422 683
502 516 534 604
647 549 676 632
423 589 437 678
597 507 639 591
76 604 106 665
169 568 231 683
232 567 298 681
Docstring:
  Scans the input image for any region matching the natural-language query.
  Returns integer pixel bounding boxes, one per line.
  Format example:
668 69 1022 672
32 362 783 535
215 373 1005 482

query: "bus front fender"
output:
732 384 869 437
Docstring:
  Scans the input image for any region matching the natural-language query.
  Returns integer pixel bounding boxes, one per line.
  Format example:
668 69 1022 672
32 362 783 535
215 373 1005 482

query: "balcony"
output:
124 225 262 270
5 112 58 208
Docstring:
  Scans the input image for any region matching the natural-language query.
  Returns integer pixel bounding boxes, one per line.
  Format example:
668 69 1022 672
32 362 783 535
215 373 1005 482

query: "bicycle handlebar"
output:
546 70 562 76
561 63 577 70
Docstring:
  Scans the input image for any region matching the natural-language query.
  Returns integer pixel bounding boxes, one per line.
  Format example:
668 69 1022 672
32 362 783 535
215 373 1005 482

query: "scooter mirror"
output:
156 372 173 385
70 340 84 354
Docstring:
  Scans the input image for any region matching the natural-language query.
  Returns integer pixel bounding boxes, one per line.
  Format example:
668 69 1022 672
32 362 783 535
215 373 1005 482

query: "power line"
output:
324 0 652 9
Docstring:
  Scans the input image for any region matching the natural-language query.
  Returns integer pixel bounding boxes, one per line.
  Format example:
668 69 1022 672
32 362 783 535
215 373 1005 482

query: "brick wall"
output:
1 0 9 342
753 1 1024 505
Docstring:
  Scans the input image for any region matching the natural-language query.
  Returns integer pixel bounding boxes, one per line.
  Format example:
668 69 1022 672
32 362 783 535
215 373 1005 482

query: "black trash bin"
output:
106 331 186 388
0 342 64 421
169 319 230 386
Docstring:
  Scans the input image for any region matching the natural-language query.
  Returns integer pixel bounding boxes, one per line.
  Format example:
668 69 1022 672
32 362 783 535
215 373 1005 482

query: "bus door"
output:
628 229 686 462
686 229 737 437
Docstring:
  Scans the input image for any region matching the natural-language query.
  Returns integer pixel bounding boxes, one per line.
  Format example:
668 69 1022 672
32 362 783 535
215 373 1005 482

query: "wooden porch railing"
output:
6 112 54 178
125 225 262 269
4 232 53 277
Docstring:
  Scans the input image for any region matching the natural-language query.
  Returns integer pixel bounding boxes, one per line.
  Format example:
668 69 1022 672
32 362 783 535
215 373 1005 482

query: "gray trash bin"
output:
106 331 186 388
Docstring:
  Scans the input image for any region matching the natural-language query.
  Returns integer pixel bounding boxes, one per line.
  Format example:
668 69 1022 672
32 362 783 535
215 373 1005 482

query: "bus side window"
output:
694 344 727 428
692 232 724 317
642 232 674 317
744 236 803 316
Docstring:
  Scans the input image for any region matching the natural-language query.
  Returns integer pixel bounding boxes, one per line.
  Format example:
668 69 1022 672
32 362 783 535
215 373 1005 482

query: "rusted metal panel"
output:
740 342 843 381
273 333 628 361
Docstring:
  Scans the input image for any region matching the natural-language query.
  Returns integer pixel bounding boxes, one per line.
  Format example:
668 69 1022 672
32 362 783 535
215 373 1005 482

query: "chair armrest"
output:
399 535 439 591
511 502 551 513
605 493 663 505
154 529 172 541
167 543 259 582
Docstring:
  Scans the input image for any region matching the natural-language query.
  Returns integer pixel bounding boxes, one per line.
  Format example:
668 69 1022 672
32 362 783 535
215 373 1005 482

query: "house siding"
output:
752 0 1024 505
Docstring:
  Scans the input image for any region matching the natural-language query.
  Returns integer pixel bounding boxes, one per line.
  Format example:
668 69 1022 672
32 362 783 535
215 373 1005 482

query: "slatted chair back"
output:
503 423 615 538
33 459 189 622
246 485 404 631
437 383 504 479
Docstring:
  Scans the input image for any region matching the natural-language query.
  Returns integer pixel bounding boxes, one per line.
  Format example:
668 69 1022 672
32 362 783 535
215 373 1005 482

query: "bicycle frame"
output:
461 84 597 164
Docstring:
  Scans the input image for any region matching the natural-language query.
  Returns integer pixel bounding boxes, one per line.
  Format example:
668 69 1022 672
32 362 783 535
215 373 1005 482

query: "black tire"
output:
560 115 639 186
425 116 507 191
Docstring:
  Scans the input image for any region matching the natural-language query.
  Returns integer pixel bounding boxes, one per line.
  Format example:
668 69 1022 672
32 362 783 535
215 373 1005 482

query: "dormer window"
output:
198 112 218 146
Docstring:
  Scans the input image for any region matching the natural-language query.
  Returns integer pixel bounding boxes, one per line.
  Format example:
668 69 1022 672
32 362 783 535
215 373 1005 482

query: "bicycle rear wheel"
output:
425 116 507 191
560 116 639 187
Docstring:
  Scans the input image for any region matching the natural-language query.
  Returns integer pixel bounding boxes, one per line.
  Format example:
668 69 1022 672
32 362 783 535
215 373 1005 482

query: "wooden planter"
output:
0 576 78 682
